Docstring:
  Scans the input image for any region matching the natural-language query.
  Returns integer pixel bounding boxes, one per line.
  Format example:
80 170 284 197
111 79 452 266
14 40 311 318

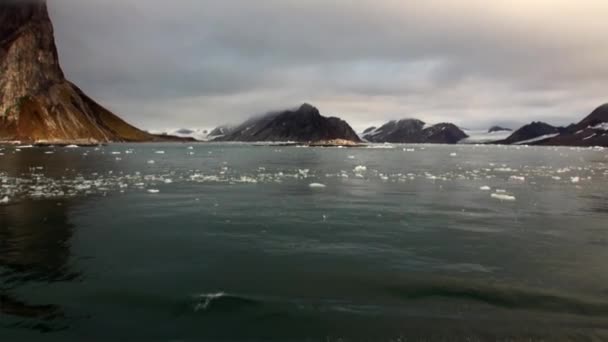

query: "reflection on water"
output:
0 199 78 332
0 147 83 332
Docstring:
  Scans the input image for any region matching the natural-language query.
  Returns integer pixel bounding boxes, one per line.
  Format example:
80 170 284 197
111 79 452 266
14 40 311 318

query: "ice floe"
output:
491 193 516 201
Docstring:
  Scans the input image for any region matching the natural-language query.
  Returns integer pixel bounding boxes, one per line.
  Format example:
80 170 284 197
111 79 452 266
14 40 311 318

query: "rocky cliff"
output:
0 0 153 143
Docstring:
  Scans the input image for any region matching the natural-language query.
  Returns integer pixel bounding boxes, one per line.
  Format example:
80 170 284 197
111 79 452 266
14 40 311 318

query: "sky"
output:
49 0 608 132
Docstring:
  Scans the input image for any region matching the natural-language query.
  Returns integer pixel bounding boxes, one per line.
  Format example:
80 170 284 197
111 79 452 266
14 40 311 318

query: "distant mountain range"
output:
204 103 608 147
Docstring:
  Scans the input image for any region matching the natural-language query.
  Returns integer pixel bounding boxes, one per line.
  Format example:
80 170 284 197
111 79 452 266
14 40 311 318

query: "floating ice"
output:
491 193 516 201
0 196 9 204
155 151 165 154
147 189 160 194
65 145 79 148
354 165 367 173
509 175 526 182
309 183 327 188
480 186 491 191
147 160 155 164
450 153 458 157
571 177 580 183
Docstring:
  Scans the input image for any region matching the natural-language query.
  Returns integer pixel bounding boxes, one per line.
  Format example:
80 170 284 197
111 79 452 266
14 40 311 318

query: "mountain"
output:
538 104 608 146
0 1 155 144
214 104 361 143
362 119 468 144
495 122 560 145
488 126 512 133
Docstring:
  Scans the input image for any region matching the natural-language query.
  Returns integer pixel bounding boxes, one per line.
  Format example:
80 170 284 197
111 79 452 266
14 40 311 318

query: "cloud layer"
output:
49 0 608 131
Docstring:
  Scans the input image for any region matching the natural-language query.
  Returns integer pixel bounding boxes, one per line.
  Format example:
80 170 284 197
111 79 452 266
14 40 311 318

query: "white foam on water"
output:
155 151 165 154
309 183 327 188
0 196 9 204
147 189 160 194
147 160 155 164
450 153 458 157
354 165 367 173
194 292 226 312
65 145 79 148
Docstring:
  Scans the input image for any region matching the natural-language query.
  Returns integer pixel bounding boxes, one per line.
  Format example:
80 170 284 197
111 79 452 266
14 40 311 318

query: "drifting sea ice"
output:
480 186 491 191
491 193 516 201
309 183 327 189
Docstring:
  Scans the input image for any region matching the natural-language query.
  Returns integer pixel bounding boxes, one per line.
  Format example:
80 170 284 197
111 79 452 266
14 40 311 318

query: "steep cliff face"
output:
0 1 152 143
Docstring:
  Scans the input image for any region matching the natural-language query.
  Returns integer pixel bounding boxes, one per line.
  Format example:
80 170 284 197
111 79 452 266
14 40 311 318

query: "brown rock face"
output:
0 0 152 143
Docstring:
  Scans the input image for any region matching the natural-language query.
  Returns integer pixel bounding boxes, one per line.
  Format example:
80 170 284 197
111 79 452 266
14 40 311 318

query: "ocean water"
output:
1 143 608 341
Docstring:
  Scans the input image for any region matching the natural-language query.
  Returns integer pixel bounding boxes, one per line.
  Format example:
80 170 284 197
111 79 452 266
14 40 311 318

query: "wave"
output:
192 292 260 313
384 280 608 317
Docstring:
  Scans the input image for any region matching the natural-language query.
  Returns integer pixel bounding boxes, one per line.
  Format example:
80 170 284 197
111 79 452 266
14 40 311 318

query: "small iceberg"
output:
65 145 79 148
155 151 165 154
480 186 491 191
491 193 516 201
309 183 327 189
147 189 160 194
354 165 367 173
0 196 9 204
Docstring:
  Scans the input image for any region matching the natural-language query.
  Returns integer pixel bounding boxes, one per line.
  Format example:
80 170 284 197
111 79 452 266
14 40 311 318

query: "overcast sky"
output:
49 0 608 131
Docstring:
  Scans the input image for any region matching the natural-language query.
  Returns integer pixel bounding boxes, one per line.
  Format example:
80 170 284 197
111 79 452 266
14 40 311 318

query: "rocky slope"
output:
0 1 154 144
494 122 560 145
538 104 608 147
214 104 361 143
362 119 468 144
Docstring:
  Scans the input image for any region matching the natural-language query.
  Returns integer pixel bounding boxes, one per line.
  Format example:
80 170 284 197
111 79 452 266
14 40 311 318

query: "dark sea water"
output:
1 143 608 341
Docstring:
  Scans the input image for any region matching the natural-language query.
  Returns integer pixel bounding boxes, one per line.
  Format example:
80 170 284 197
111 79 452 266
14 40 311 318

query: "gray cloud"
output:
48 0 608 131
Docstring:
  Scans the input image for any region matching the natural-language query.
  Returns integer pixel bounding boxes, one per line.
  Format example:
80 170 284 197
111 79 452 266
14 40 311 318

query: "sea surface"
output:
1 143 608 341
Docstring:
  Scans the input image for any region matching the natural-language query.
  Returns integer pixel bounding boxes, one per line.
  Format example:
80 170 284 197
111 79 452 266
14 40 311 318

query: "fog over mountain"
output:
48 0 608 131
